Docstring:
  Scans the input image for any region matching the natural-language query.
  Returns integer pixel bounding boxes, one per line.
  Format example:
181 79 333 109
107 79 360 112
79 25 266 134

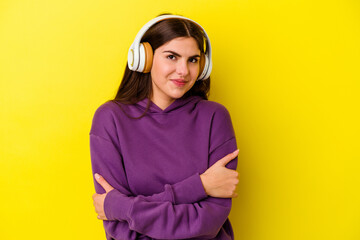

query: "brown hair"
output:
110 14 211 118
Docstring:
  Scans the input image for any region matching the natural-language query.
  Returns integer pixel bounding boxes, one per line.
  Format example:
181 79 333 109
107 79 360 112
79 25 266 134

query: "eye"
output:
189 58 199 63
167 55 176 60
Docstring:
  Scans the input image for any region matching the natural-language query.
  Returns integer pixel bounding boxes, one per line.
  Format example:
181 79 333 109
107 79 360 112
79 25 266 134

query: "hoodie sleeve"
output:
100 104 238 239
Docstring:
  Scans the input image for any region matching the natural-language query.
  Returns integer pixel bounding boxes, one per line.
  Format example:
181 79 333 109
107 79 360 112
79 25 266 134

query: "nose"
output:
176 59 189 77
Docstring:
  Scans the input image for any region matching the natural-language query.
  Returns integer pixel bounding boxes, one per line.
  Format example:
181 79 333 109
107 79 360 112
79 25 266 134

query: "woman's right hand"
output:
200 149 239 198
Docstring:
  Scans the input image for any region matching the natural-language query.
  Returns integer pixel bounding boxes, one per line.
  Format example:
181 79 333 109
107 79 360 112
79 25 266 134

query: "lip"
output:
171 79 187 87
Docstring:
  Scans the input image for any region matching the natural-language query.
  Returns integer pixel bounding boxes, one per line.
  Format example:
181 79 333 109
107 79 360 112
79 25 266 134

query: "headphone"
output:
127 15 212 81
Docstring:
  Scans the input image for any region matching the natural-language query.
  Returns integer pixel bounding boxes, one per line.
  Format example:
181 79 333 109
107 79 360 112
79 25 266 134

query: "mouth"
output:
171 79 188 87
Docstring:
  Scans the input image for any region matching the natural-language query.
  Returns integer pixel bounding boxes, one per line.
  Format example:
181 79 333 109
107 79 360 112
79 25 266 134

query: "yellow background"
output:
1 0 359 239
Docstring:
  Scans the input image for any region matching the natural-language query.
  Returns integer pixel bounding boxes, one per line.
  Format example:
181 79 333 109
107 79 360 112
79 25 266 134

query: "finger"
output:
95 173 114 193
216 149 239 166
92 193 97 200
97 215 107 220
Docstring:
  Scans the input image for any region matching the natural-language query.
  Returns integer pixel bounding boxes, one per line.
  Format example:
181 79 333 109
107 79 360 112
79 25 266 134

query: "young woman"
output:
90 14 239 240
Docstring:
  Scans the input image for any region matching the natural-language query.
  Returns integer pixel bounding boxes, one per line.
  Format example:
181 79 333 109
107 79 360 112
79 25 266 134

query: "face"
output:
150 37 201 108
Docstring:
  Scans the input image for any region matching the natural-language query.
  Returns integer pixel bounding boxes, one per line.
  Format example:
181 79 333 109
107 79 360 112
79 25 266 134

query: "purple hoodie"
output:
90 95 238 240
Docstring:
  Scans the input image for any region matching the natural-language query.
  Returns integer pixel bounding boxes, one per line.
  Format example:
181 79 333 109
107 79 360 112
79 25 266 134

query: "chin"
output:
169 91 187 100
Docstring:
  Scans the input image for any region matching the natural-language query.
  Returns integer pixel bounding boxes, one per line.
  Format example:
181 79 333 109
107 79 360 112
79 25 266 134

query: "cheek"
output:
190 65 200 79
151 59 173 79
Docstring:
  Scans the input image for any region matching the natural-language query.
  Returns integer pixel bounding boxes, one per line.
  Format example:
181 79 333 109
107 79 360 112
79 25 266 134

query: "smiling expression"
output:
150 37 201 110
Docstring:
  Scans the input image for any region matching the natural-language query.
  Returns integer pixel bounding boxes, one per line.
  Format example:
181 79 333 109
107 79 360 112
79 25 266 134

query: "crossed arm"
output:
90 134 239 239
93 149 240 220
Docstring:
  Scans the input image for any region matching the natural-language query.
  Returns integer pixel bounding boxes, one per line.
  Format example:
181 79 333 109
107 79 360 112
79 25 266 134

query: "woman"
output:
90 14 239 240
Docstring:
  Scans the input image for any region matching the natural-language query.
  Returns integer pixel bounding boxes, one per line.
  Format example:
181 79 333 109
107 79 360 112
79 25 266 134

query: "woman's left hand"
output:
92 173 114 220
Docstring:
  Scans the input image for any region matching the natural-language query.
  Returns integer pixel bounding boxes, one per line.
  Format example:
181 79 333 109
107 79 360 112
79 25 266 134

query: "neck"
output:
150 94 175 110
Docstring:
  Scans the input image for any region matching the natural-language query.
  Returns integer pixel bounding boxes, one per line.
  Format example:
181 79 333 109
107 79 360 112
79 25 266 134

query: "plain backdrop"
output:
1 0 359 239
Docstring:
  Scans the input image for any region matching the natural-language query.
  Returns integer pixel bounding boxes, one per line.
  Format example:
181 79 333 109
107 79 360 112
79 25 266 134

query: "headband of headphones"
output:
127 15 212 80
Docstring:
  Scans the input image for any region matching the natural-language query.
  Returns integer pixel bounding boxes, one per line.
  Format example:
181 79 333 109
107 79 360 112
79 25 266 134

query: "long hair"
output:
110 14 211 118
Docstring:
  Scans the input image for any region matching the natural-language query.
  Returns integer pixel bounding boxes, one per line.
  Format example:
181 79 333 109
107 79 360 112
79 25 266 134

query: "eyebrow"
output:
163 50 200 58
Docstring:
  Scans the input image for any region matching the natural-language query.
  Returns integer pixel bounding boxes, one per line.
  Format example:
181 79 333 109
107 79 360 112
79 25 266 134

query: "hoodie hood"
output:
135 95 203 114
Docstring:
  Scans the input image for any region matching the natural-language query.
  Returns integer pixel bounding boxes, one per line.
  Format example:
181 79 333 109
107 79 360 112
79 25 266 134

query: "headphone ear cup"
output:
198 53 210 80
198 53 206 80
128 45 137 71
142 42 153 73
138 43 145 72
